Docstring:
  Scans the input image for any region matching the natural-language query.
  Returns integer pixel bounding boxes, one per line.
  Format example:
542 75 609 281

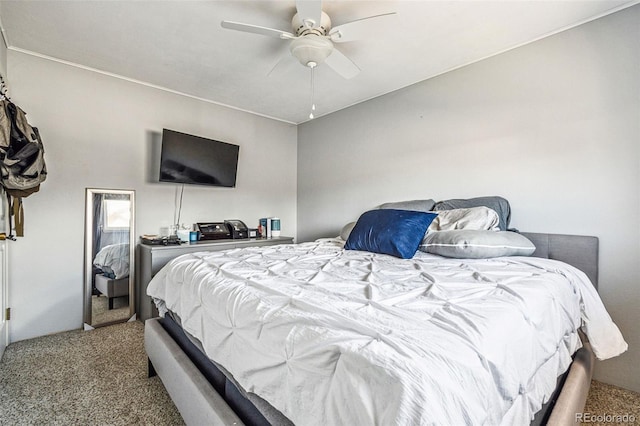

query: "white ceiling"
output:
0 1 636 124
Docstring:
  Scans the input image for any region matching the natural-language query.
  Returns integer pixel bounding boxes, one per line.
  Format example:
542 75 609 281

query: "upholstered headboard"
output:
521 232 599 289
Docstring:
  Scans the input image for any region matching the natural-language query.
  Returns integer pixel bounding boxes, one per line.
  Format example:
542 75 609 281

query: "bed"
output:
144 201 627 425
93 243 130 309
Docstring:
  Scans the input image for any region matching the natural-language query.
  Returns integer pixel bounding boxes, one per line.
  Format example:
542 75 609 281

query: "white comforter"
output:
93 243 130 279
147 239 627 425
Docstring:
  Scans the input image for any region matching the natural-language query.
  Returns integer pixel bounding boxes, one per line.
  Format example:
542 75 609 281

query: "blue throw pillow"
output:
345 209 438 259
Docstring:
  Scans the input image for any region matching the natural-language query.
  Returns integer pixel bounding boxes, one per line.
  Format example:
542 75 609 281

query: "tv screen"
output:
159 129 239 187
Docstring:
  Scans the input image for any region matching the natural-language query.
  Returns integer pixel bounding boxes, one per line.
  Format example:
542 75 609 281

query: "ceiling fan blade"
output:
324 47 360 79
295 0 323 28
221 21 296 40
267 48 297 77
329 12 397 43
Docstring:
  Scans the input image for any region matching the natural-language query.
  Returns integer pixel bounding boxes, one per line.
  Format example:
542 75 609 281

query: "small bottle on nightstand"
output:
271 218 281 237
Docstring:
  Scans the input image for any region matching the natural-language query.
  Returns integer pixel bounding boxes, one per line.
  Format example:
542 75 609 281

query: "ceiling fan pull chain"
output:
309 62 317 119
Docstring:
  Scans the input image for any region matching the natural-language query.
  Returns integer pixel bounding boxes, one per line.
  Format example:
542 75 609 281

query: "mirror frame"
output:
83 188 136 326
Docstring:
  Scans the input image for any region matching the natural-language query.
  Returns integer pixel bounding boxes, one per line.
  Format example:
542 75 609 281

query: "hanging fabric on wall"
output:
0 74 48 238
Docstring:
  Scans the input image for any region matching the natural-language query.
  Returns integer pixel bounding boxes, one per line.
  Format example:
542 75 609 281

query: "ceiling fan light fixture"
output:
221 4 393 81
292 11 332 36
289 36 334 67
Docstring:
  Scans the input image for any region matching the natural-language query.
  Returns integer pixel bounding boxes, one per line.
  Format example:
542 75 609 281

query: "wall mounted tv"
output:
159 129 239 187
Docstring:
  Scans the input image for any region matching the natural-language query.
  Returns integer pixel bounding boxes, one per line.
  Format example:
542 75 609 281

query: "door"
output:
0 228 7 359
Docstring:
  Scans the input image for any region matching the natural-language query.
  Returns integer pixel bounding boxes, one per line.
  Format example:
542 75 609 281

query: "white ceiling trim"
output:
0 15 9 50
298 0 640 125
7 46 298 125
0 0 640 125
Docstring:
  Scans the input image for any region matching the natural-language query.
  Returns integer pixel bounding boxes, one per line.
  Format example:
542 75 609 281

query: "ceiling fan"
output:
220 0 396 79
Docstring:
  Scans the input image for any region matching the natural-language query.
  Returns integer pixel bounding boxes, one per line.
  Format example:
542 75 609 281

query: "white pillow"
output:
428 206 500 232
340 222 356 241
420 230 536 259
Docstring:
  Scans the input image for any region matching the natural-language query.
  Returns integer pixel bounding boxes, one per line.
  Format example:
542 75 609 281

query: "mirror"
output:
83 188 135 328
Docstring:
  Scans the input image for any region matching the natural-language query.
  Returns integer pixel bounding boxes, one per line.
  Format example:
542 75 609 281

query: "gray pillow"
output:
379 199 436 212
433 196 511 231
420 230 536 259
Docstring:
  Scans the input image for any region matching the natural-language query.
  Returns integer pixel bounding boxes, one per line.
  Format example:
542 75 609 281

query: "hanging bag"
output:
0 99 47 238
0 100 47 195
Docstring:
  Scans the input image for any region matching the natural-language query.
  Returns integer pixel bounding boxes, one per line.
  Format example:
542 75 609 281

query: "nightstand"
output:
136 236 294 321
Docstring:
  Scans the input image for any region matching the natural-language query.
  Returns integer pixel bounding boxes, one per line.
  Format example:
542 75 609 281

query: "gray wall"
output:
8 51 297 342
298 6 639 392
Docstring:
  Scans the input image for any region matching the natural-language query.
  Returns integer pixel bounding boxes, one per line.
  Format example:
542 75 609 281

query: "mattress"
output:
147 239 627 425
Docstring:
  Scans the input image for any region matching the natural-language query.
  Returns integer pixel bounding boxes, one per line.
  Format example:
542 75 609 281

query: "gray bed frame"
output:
145 232 598 426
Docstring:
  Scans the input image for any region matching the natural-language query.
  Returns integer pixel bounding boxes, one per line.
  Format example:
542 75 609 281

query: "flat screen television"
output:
159 129 239 187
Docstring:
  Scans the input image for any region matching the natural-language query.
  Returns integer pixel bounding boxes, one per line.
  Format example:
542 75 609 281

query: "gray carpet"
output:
0 321 184 425
91 294 130 326
583 380 640 424
1 321 638 425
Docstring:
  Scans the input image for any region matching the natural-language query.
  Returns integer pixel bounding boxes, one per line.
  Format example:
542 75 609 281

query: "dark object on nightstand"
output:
196 222 232 240
225 220 249 239
140 235 181 245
